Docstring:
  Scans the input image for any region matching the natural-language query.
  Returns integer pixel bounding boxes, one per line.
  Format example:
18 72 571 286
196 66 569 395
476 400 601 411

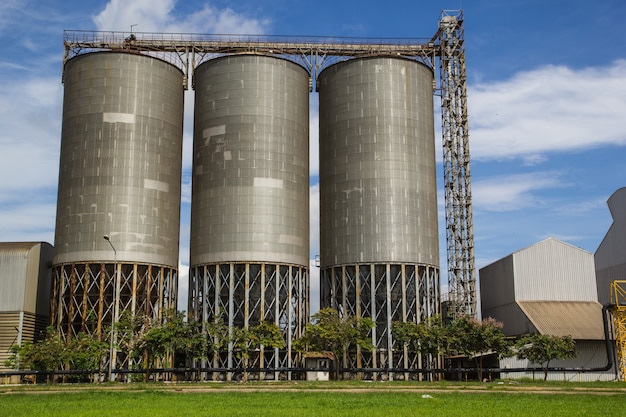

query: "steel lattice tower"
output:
437 11 477 318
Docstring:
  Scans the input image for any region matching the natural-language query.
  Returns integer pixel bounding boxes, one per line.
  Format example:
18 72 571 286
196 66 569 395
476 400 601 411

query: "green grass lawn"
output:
1 382 625 417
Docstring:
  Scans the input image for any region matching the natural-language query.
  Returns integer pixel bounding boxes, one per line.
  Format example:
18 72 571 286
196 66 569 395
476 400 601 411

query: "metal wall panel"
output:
0 242 52 314
318 57 438 267
479 254 515 312
499 341 616 382
54 52 184 267
481 302 532 336
513 238 597 302
595 187 626 305
190 55 309 267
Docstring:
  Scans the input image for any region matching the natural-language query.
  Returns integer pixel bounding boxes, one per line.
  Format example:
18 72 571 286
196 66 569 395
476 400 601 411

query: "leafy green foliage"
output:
115 310 150 365
230 321 285 381
4 326 107 382
391 316 449 377
392 316 448 358
250 321 286 350
138 311 207 369
205 314 230 357
449 316 511 381
515 334 576 381
297 308 375 355
295 308 375 379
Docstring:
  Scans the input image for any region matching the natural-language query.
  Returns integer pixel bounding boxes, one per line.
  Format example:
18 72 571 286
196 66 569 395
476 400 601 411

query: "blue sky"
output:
0 0 624 313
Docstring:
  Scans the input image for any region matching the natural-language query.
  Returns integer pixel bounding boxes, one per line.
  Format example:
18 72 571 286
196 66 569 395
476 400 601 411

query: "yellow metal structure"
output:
610 280 626 381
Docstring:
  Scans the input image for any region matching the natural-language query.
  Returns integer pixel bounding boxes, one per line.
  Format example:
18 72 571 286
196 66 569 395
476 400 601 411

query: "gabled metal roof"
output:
517 301 605 340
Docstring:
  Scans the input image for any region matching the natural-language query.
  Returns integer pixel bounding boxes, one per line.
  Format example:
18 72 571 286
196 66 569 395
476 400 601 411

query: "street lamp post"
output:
103 234 118 382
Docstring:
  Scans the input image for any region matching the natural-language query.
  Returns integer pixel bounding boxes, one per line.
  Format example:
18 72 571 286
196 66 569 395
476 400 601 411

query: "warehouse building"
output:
0 242 53 377
480 238 616 381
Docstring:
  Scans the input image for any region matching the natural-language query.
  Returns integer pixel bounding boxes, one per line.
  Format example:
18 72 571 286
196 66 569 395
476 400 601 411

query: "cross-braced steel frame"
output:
188 263 308 380
321 264 439 379
51 263 177 378
61 9 477 374
611 280 626 381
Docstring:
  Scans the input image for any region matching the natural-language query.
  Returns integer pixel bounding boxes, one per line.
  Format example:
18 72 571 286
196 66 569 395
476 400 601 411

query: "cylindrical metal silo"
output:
51 52 184 377
318 57 440 376
189 55 309 380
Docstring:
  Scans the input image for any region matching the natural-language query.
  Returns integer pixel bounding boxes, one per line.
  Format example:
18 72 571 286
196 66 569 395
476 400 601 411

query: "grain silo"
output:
189 55 310 380
52 52 184 378
318 57 440 375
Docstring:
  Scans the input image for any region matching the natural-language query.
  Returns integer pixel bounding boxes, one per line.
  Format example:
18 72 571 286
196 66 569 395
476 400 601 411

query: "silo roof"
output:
516 301 605 340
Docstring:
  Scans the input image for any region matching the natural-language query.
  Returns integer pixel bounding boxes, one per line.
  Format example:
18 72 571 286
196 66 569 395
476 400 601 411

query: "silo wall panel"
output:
54 52 184 267
318 57 438 267
191 55 310 267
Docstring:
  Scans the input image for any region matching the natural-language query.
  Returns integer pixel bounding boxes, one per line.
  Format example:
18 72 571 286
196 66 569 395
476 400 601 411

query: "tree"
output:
449 316 511 382
65 332 108 382
230 321 285 382
391 316 448 379
115 310 150 370
295 308 375 379
138 311 208 381
515 334 576 381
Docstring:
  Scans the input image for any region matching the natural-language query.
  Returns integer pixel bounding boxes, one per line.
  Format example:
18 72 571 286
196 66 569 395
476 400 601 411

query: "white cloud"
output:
469 60 626 161
552 198 607 216
0 73 61 245
93 0 268 34
472 172 563 212
0 0 29 31
0 201 56 243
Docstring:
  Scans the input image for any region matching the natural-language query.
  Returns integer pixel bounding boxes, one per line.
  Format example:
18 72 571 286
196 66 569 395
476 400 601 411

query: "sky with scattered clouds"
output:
0 0 624 314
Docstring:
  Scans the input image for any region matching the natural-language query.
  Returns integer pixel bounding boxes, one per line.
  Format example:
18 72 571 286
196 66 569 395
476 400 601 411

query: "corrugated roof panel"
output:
517 301 604 340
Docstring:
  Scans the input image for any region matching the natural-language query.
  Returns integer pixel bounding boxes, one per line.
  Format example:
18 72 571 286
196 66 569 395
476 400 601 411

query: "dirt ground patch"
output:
2 381 626 396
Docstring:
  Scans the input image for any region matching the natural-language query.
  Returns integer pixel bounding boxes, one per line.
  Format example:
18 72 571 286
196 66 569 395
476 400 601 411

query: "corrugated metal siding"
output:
55 52 184 267
500 341 616 382
191 55 309 267
0 312 20 371
0 252 28 311
0 311 46 371
318 57 438 266
513 238 597 301
479 254 515 311
0 242 52 314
